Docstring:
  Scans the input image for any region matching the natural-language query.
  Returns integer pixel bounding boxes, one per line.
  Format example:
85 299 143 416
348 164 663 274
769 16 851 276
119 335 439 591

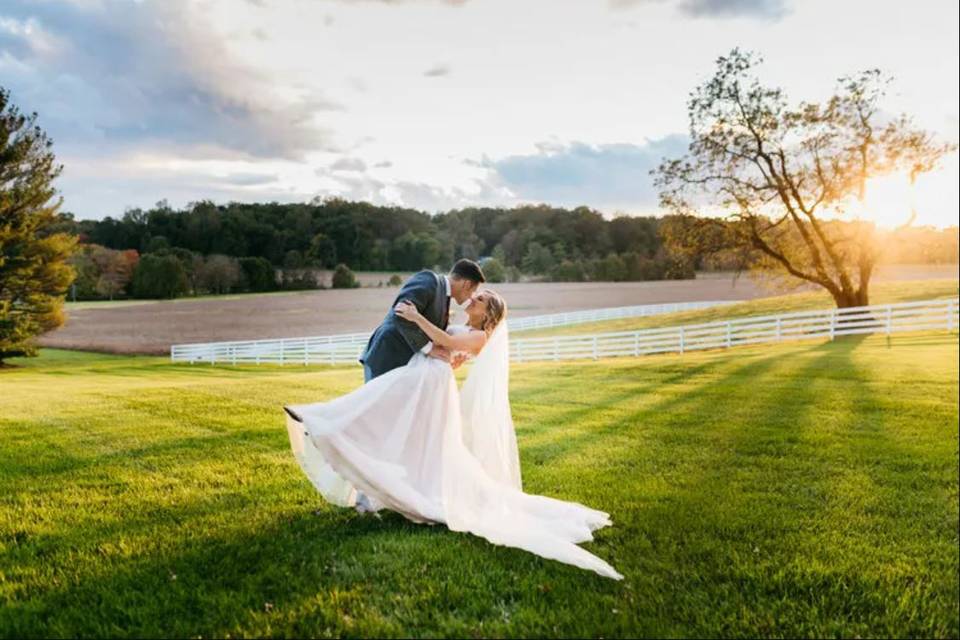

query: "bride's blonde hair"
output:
480 289 507 334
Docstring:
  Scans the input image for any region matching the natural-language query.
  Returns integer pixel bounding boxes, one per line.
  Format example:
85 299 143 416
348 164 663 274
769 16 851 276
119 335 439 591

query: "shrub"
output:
332 263 359 289
68 248 100 300
239 257 277 292
481 258 506 283
664 256 696 280
131 254 190 299
550 259 588 282
280 270 321 290
197 254 242 294
163 247 203 294
521 242 555 275
387 274 403 287
283 250 304 270
593 253 627 282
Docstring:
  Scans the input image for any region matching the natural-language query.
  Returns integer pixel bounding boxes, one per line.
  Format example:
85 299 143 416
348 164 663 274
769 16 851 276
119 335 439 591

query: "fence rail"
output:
170 298 957 366
170 332 371 366
169 299 737 365
505 300 735 331
509 298 959 362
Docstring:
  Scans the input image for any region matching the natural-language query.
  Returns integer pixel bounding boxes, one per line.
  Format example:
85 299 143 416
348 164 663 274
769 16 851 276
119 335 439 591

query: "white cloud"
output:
0 0 339 160
677 0 788 19
1 0 955 221
423 64 451 77
487 136 689 213
610 0 788 20
330 157 369 172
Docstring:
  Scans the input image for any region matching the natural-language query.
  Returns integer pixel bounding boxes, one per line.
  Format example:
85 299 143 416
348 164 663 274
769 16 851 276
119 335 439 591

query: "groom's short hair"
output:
450 259 485 284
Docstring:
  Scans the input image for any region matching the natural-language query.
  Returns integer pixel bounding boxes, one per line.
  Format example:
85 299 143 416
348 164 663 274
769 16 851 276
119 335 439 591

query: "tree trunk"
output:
830 284 873 334
830 286 869 309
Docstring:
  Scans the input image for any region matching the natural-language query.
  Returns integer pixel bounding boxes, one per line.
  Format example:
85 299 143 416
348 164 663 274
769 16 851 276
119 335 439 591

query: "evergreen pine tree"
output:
0 88 76 365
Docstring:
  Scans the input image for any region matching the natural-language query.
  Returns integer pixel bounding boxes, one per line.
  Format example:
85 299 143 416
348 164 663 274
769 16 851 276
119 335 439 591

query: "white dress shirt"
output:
420 275 451 355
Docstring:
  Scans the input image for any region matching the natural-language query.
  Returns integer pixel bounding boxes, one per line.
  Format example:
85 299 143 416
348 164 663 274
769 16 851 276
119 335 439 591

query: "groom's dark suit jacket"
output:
360 270 449 380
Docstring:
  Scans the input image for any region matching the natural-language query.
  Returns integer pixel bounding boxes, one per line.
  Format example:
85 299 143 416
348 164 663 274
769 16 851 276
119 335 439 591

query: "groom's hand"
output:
427 345 451 363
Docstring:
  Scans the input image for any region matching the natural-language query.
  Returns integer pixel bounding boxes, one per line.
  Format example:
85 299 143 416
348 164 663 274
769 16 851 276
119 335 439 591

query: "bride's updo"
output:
480 289 507 334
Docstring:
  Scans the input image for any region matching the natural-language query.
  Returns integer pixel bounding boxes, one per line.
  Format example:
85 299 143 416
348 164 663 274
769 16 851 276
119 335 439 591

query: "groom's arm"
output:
392 272 436 354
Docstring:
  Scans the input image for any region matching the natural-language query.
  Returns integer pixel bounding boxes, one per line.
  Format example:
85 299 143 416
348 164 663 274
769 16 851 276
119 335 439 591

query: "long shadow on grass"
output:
1 486 628 638
1 382 297 487
521 337 908 636
617 334 959 637
514 359 723 454
7 337 955 637
0 506 405 637
795 336 960 637
517 348 792 470
633 338 874 636
487 346 827 634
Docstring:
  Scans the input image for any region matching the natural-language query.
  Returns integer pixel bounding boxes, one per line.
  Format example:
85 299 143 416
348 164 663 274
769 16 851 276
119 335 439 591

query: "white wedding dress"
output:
285 324 622 580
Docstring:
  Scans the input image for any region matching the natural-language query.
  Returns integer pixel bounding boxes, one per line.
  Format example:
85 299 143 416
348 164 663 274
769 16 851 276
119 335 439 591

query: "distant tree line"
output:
52 197 958 301
52 199 699 299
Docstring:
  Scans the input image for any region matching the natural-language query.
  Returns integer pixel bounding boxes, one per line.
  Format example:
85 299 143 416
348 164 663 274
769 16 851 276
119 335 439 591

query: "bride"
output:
284 289 622 580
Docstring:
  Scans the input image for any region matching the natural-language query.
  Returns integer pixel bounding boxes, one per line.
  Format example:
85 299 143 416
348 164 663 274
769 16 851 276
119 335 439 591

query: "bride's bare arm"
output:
394 301 486 355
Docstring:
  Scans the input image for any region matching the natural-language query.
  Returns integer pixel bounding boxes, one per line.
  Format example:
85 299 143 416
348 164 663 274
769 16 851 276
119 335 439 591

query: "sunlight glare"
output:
849 159 959 229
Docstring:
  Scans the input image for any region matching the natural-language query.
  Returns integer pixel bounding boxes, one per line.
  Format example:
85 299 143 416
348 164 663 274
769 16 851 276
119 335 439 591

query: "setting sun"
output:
851 159 960 229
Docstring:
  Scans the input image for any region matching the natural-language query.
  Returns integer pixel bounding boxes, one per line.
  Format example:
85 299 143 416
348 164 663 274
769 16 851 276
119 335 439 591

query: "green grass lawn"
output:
521 279 959 338
1 332 958 638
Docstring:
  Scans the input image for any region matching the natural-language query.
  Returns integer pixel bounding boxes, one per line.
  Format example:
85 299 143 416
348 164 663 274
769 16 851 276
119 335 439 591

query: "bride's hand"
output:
394 300 421 321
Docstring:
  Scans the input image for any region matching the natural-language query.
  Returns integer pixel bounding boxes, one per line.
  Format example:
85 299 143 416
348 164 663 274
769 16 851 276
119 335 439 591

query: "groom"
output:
360 259 485 382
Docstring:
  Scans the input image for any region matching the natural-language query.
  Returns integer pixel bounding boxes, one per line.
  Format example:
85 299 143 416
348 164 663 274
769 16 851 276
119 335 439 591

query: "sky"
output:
1 0 958 227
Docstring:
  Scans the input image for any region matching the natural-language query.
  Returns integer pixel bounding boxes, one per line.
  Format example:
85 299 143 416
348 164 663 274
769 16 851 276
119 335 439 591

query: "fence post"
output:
279 339 285 365
231 345 236 366
634 332 640 356
592 336 599 360
948 299 956 332
829 310 836 340
886 304 893 335
725 321 732 348
303 339 309 366
679 327 685 354
776 317 782 342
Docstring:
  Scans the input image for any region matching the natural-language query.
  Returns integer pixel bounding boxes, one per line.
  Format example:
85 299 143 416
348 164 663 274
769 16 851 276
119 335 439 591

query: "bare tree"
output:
655 50 955 308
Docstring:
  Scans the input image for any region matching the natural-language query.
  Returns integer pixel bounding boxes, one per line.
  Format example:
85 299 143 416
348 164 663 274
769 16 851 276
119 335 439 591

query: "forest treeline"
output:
50 198 958 300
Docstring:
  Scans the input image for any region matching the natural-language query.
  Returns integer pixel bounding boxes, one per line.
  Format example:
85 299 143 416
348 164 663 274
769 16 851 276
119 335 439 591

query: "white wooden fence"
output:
170 297 957 365
170 332 371 366
506 300 735 331
169 299 736 365
510 298 959 362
